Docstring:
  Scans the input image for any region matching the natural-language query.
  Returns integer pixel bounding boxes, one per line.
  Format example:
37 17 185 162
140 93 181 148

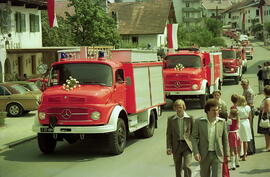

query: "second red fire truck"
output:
163 48 223 108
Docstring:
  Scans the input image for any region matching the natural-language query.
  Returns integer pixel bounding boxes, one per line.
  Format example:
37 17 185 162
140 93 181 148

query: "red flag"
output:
167 24 178 49
260 6 263 24
242 12 245 24
47 0 58 28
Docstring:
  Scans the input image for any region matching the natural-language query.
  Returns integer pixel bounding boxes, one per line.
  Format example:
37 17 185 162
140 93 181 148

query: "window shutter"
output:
21 14 26 32
35 15 40 32
30 14 34 32
15 12 22 32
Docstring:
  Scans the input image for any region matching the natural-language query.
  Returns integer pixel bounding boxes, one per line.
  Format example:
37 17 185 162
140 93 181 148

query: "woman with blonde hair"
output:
236 95 252 161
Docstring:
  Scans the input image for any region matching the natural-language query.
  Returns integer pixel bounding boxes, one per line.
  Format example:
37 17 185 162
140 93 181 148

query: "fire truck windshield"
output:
165 55 201 68
50 63 113 86
221 50 237 59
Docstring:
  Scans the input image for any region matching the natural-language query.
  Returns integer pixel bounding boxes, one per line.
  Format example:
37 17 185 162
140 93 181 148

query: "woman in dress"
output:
237 95 252 161
257 85 270 151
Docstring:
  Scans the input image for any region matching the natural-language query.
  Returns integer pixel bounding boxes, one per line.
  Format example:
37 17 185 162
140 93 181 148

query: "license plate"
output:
40 127 54 132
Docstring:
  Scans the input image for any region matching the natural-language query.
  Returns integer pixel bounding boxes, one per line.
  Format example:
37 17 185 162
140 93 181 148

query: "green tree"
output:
177 24 225 47
41 11 75 46
65 0 120 46
265 22 270 34
204 18 223 37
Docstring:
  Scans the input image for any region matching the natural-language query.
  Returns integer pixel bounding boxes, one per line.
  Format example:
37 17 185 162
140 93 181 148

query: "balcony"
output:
182 7 202 13
182 17 202 23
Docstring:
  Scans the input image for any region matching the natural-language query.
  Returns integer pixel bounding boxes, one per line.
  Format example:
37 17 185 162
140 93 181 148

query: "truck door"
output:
113 69 126 106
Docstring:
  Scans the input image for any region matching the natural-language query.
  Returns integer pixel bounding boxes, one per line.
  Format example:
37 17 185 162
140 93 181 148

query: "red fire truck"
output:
163 48 223 108
33 49 165 155
221 47 246 84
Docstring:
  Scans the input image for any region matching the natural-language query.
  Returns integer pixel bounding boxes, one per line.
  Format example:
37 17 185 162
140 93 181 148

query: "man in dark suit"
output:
191 99 229 177
166 99 193 177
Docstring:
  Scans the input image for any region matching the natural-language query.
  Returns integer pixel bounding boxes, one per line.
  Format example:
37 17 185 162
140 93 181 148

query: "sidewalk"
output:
0 111 36 151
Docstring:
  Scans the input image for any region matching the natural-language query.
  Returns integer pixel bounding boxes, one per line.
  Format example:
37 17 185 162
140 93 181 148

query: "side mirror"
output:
37 64 48 75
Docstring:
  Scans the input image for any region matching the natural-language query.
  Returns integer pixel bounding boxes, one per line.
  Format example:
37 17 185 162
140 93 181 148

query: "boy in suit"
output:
166 99 193 177
191 99 229 177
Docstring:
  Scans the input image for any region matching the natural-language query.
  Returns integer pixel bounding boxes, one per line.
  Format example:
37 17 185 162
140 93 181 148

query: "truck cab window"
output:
116 69 124 83
50 63 113 87
165 55 201 68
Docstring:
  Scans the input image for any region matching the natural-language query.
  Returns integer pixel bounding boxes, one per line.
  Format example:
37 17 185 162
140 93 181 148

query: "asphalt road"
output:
1 39 270 177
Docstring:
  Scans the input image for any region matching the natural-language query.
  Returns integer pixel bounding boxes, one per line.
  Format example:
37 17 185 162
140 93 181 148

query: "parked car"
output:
0 83 41 117
9 81 42 94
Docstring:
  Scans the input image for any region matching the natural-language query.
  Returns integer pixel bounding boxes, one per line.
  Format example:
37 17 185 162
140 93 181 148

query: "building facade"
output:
0 0 46 82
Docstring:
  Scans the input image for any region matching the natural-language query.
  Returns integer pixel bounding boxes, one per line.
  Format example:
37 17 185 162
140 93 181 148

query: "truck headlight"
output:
192 84 199 90
91 111 101 120
39 112 46 120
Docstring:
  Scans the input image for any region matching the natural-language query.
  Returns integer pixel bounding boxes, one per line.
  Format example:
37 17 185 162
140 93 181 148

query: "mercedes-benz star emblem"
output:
61 109 71 119
175 81 181 88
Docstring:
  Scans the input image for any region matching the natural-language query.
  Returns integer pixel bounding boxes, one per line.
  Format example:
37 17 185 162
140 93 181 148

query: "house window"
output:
186 3 189 7
0 8 11 32
256 9 259 16
29 14 40 32
15 12 26 32
132 36 138 44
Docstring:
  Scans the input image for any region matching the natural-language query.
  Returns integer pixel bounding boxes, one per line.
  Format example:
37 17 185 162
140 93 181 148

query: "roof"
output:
221 0 263 13
5 0 47 9
108 0 176 35
202 0 232 10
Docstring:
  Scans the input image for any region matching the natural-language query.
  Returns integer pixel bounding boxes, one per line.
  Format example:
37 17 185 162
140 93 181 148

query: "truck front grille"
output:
47 107 89 120
165 80 192 89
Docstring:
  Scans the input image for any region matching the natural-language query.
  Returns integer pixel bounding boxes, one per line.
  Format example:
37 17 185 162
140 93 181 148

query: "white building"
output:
0 0 46 82
108 0 176 49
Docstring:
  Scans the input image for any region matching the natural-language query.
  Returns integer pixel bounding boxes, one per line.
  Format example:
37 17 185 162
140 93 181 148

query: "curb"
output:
0 135 37 152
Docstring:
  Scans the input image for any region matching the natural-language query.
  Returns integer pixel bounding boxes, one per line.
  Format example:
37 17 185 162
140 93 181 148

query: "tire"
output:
234 76 240 84
7 103 23 117
108 118 127 155
199 87 209 108
138 111 156 138
37 133 57 154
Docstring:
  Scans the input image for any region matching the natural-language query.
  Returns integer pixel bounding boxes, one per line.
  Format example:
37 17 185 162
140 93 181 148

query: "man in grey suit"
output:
166 99 193 177
191 99 229 177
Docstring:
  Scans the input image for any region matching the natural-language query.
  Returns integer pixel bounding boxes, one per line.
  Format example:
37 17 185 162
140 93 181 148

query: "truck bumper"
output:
165 89 205 96
32 124 116 134
223 72 240 77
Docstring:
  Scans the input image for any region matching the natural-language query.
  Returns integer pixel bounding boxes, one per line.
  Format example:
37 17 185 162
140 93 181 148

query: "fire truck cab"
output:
163 48 222 108
33 48 165 155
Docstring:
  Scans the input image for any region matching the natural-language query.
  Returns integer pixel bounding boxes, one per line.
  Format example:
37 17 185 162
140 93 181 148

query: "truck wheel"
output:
234 76 240 84
109 118 127 155
199 87 209 108
138 111 156 138
7 103 23 117
37 133 57 154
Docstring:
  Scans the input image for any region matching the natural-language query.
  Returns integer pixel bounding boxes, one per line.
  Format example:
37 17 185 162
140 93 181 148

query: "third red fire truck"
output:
163 48 222 108
221 47 247 84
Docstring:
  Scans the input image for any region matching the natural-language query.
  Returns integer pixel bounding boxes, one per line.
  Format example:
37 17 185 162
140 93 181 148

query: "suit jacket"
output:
191 117 229 162
166 112 193 154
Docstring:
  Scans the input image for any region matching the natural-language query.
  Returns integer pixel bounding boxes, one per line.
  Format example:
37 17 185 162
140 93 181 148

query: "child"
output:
228 109 241 170
231 94 239 109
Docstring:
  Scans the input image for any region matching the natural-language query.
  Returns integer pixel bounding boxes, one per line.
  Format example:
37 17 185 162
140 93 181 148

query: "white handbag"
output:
259 112 270 128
